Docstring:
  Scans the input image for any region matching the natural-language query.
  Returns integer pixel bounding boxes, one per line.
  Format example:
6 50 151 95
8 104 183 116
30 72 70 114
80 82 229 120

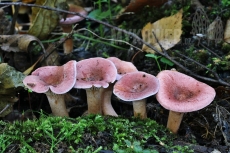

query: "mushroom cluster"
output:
101 57 138 117
23 57 216 135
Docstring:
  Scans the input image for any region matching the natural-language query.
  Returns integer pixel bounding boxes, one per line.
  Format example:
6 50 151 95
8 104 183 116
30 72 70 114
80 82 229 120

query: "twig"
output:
216 105 230 146
76 28 143 52
200 43 222 59
0 104 10 115
0 2 230 86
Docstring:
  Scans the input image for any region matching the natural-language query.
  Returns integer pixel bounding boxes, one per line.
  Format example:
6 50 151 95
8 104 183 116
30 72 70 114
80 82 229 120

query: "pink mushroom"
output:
74 57 117 114
113 71 159 119
156 70 216 133
23 60 77 117
101 57 138 117
60 4 87 54
107 57 138 80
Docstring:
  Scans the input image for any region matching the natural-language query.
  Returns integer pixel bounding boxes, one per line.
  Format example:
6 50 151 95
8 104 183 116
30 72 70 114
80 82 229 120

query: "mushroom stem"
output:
102 84 118 117
167 110 184 134
85 87 102 114
62 25 73 54
63 37 73 54
46 91 69 117
133 99 147 119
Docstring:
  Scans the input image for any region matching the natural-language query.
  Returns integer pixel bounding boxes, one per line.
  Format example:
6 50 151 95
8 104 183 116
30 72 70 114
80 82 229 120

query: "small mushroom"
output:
74 57 117 114
113 71 159 119
156 70 216 133
60 4 87 54
107 57 138 80
101 57 138 117
23 60 77 117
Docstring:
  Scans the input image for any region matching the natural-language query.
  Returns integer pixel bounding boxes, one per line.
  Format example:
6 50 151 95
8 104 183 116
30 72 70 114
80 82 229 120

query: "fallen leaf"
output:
0 63 25 117
142 9 183 53
23 55 44 75
0 63 26 92
124 0 168 13
224 18 230 43
0 34 45 52
207 17 224 43
0 95 17 117
28 0 68 40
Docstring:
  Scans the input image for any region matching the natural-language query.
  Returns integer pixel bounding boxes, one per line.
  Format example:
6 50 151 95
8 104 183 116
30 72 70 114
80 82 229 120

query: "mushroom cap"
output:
74 57 117 89
59 4 87 25
156 70 216 113
113 71 159 101
107 57 138 80
23 60 77 94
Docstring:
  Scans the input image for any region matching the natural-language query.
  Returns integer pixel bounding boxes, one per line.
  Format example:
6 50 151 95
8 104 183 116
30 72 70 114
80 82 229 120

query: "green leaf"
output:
88 9 110 20
145 54 161 59
124 140 131 147
160 57 174 66
99 10 111 19
88 9 101 19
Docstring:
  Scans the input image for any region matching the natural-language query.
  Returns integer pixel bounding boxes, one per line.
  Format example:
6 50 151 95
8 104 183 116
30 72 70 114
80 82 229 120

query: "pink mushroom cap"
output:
23 60 77 94
113 71 159 101
74 57 117 89
59 4 88 25
156 70 216 113
107 57 138 80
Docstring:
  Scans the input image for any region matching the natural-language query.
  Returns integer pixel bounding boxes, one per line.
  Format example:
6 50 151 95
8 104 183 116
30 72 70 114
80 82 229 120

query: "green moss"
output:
222 42 230 53
0 114 194 152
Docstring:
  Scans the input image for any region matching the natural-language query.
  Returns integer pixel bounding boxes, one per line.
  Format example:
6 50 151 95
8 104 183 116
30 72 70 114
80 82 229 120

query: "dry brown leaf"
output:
30 0 46 23
0 63 25 117
28 0 68 40
207 17 223 43
124 0 168 13
0 34 45 52
224 18 230 43
0 63 25 93
142 9 183 53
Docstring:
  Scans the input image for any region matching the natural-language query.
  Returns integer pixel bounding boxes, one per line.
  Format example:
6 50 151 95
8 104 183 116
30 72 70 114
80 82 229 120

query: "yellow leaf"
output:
142 9 183 53
207 17 223 44
224 18 230 43
23 55 43 75
28 0 68 40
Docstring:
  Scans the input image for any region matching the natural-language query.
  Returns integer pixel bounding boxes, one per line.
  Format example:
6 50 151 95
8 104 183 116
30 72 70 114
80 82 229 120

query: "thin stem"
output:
85 87 102 114
167 110 184 134
101 84 118 117
133 99 147 119
45 91 69 117
154 58 162 71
